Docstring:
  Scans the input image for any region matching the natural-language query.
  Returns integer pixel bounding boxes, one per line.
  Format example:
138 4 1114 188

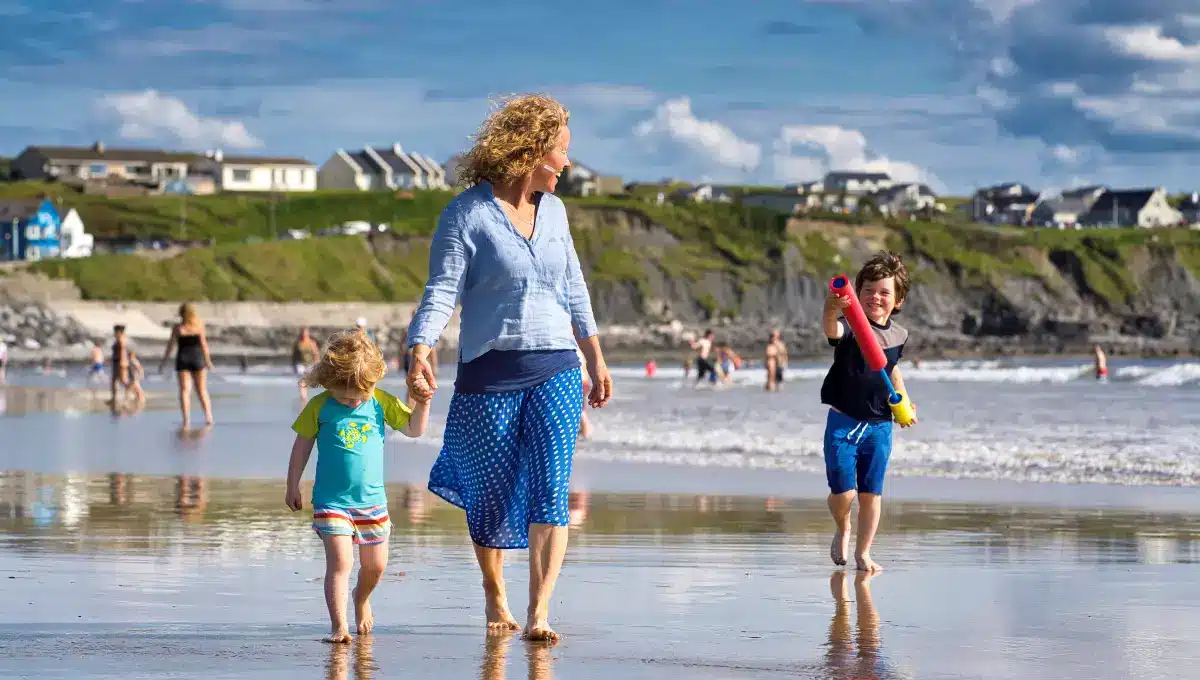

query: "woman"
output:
160 302 215 426
406 94 613 642
292 327 320 400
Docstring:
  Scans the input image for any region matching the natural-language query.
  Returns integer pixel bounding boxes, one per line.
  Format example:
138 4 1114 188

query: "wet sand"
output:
3 474 1200 679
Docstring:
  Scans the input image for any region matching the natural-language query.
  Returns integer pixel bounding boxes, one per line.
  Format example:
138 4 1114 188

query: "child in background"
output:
126 349 146 405
284 329 431 643
820 252 918 574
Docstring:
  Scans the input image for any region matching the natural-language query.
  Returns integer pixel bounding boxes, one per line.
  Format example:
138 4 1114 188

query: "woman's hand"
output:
586 359 613 408
407 344 438 401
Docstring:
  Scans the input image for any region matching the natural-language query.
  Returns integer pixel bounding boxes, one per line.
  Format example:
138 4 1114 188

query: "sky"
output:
1 0 1198 195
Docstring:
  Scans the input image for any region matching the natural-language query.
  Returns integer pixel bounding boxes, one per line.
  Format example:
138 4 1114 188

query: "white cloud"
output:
633 97 762 171
1103 24 1200 63
96 90 264 149
772 124 940 188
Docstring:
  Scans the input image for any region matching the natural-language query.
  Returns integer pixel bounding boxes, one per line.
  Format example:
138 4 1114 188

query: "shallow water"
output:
3 360 1200 678
3 475 1200 679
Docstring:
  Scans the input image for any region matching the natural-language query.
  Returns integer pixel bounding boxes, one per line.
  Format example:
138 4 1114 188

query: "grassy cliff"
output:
10 183 1200 318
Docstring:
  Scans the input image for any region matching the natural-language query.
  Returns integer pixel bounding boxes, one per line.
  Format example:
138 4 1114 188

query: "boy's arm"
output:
889 366 918 426
285 435 315 510
822 294 848 341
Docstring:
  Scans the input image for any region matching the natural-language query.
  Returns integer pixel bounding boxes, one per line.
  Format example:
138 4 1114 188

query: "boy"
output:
285 329 431 643
820 252 917 573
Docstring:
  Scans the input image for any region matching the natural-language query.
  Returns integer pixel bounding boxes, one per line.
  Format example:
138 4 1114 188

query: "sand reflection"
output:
478 632 554 680
825 571 901 679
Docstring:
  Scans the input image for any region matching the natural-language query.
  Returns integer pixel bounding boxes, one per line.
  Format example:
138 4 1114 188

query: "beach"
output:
2 359 1200 679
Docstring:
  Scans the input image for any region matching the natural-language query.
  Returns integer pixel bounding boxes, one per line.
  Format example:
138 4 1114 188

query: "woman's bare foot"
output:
830 531 849 566
354 589 375 635
855 552 883 573
523 618 559 643
485 590 520 633
324 628 353 644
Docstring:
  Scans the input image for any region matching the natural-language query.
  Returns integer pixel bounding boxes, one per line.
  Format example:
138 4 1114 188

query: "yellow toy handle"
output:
889 392 916 426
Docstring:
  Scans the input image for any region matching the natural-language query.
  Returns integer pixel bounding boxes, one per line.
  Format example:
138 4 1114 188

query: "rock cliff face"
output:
564 206 1200 358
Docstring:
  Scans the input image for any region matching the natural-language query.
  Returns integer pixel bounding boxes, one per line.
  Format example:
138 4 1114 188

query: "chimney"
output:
392 143 403 156
214 149 223 162
93 140 104 153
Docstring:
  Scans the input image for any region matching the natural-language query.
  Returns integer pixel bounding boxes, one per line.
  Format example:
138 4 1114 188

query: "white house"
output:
318 144 447 191
875 183 939 216
1077 188 1183 228
192 151 317 193
59 209 94 258
671 184 735 203
784 180 824 194
823 171 893 195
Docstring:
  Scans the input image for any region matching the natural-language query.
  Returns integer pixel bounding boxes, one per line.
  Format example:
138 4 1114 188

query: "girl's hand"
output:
587 361 613 408
285 485 303 511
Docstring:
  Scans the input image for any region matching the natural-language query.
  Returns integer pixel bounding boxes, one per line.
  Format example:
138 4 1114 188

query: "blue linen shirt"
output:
406 182 599 363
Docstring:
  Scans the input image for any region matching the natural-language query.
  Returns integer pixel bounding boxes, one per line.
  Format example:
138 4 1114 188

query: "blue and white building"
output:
1 199 63 261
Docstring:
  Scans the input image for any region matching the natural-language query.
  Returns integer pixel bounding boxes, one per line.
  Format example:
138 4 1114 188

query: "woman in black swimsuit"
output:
160 302 215 426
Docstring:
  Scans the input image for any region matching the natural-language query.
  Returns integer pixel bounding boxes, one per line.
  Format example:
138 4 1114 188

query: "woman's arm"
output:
199 328 214 370
408 211 470 352
564 230 599 341
160 326 178 368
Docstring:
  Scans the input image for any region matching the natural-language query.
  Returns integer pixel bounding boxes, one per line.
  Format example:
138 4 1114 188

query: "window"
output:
25 246 40 260
89 163 107 176
25 224 40 240
231 168 252 182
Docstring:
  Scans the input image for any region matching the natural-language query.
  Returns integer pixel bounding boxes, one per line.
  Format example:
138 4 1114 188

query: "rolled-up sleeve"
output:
408 210 469 348
565 229 599 339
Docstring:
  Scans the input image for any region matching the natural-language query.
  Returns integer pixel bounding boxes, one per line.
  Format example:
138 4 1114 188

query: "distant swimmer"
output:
688 329 716 385
88 341 105 382
0 337 7 384
764 330 788 392
292 327 321 401
1094 344 1109 382
717 344 742 385
160 302 215 427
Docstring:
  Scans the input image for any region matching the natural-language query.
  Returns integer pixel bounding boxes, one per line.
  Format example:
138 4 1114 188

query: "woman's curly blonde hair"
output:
458 94 569 187
300 329 385 394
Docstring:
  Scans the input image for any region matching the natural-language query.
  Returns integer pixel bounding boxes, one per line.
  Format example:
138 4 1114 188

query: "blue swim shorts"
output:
823 409 892 495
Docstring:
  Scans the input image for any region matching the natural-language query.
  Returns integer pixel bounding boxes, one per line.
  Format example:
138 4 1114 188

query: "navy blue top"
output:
820 317 909 423
455 349 580 394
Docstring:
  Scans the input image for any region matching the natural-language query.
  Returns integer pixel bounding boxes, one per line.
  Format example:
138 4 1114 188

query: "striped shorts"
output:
311 505 391 545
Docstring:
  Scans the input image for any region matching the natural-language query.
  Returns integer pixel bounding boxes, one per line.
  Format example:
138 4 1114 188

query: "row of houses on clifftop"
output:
970 182 1192 228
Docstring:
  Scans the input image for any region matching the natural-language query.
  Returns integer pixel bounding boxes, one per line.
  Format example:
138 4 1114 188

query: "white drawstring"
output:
845 421 868 444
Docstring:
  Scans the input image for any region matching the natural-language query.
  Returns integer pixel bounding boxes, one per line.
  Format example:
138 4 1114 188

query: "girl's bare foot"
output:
354 589 375 635
324 628 352 644
855 552 883 573
830 531 849 566
485 591 520 632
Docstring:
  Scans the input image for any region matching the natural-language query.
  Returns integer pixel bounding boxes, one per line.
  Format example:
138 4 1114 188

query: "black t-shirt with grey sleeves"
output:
820 317 908 423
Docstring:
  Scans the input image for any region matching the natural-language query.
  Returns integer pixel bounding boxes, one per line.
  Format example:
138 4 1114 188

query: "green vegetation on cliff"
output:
9 182 1200 312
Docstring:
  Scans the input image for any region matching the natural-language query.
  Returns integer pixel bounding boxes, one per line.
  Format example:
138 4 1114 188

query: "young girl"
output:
284 330 431 643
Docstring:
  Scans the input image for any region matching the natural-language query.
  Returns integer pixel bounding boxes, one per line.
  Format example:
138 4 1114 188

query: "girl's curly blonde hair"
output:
300 329 385 395
458 94 569 187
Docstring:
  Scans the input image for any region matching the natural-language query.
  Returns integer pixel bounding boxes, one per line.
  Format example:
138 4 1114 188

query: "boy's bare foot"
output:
324 628 353 644
485 592 520 632
830 531 848 566
353 589 374 635
855 552 883 573
523 617 559 643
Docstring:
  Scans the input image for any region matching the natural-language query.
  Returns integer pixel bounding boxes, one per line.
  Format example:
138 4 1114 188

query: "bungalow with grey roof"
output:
191 150 317 192
1077 188 1183 228
874 183 939 217
971 182 1040 224
1030 186 1106 228
317 144 447 192
12 141 196 185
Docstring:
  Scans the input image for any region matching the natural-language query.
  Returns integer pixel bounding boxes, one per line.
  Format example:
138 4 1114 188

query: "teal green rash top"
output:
291 389 412 509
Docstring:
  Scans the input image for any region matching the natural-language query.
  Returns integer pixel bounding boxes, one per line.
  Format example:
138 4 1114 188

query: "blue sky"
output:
1 0 1198 195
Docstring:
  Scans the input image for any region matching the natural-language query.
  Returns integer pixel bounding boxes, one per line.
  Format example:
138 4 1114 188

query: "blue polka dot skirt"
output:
429 367 584 549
